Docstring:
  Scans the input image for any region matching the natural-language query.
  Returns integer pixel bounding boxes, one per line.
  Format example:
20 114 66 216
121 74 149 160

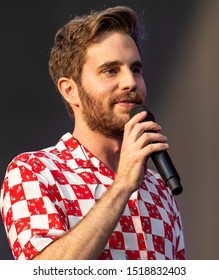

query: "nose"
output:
119 69 137 91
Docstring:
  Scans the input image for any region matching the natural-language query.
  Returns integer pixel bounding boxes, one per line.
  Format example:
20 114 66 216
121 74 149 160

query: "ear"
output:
57 77 80 106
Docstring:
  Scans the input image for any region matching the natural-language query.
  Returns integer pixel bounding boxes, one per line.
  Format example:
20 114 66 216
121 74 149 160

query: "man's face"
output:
78 31 147 138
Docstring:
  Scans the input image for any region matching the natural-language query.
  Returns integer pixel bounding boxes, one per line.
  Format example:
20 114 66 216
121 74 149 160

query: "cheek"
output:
82 76 111 95
96 79 116 94
139 79 147 98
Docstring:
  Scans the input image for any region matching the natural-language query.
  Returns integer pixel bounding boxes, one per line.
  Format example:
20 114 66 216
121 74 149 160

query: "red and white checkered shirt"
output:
0 133 185 260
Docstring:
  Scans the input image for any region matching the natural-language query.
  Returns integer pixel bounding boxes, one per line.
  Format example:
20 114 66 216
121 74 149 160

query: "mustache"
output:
110 91 144 104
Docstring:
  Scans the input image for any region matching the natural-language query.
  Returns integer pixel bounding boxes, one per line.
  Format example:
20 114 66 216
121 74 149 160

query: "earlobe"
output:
57 77 79 105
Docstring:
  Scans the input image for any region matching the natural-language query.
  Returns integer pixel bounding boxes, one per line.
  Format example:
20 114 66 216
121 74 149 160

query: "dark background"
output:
1 0 219 260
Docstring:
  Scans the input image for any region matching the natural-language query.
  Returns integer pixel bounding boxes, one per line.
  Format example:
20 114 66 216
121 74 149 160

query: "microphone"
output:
129 105 183 195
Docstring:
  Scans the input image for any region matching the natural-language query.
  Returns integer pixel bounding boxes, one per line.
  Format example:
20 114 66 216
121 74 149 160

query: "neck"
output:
72 122 123 172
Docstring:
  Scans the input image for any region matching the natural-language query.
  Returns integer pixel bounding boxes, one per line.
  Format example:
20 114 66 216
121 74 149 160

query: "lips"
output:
117 99 137 103
112 91 143 107
114 100 142 109
114 99 142 105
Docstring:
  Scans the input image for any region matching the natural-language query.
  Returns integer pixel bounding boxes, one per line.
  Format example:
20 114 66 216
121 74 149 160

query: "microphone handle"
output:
151 151 183 195
129 105 183 195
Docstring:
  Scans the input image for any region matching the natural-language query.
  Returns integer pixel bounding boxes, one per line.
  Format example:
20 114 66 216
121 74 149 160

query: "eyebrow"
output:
131 61 143 69
97 60 143 72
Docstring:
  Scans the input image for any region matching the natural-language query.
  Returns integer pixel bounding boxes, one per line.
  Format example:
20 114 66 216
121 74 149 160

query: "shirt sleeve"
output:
0 154 68 260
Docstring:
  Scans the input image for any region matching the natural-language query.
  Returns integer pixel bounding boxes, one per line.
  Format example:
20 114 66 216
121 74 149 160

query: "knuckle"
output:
134 122 142 130
124 122 129 129
142 132 150 143
146 144 154 154
146 121 156 130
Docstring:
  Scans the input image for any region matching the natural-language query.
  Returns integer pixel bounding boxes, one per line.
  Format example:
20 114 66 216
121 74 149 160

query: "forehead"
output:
85 32 141 66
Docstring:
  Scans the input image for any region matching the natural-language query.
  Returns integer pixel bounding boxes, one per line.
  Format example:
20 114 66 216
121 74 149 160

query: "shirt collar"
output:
58 133 114 179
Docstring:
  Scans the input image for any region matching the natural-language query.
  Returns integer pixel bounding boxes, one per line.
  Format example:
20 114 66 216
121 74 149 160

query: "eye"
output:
131 66 142 74
104 68 118 75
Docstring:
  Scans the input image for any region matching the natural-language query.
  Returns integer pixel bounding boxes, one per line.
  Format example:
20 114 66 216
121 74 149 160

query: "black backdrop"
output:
1 0 213 260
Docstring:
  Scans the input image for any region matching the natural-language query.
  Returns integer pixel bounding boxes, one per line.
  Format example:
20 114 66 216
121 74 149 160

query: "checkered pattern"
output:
0 133 186 260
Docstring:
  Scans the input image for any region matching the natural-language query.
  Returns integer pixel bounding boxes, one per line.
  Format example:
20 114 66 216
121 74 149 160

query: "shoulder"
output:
5 133 73 173
1 138 66 193
6 146 58 171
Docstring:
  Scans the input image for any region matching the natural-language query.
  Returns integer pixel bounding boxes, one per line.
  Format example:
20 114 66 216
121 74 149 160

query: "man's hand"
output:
115 111 169 193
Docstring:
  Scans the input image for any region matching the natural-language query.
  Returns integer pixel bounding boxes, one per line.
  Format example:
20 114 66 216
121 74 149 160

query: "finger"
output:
135 132 168 150
126 120 162 144
123 111 147 139
142 141 169 158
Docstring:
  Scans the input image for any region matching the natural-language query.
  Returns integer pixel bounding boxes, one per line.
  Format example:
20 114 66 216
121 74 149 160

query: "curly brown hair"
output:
48 6 144 118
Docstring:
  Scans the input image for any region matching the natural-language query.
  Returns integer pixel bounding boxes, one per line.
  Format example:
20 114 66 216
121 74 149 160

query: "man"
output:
0 6 185 260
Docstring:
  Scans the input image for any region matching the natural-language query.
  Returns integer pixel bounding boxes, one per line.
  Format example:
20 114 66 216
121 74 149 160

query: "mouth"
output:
114 99 142 108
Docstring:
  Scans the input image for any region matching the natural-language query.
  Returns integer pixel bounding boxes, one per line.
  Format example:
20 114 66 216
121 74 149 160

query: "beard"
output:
78 84 144 139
